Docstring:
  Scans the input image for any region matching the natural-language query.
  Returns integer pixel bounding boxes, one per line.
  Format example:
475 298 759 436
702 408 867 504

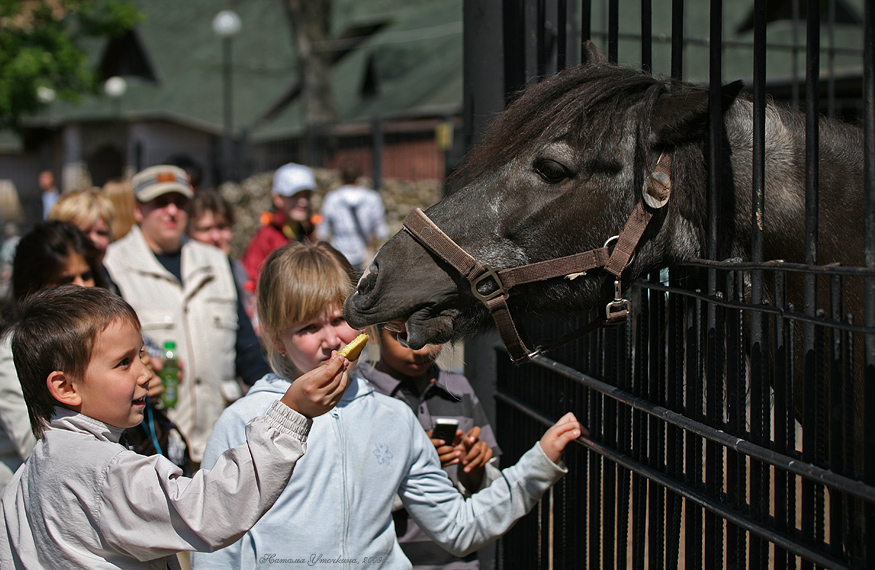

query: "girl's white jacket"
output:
192 374 568 570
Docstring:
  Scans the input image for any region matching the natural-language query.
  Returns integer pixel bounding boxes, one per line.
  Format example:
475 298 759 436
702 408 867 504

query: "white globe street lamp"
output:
36 86 56 104
212 10 241 39
104 76 128 99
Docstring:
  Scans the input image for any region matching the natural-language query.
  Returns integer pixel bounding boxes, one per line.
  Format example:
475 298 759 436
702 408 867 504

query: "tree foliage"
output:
0 0 141 131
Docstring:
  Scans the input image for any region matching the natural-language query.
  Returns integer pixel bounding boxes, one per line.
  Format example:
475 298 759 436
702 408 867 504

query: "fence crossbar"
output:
644 280 874 336
525 353 875 503
496 390 855 570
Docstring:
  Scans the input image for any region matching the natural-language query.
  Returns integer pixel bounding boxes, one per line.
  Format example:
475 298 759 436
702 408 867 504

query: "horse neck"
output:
718 99 862 266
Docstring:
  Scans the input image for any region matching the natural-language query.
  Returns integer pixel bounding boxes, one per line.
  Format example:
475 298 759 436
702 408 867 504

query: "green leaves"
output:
0 0 142 131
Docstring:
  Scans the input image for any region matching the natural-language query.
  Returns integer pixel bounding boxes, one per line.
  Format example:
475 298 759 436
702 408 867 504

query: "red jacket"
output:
241 212 315 286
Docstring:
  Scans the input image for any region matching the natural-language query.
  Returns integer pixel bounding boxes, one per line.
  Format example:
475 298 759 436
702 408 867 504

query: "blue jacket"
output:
191 374 566 570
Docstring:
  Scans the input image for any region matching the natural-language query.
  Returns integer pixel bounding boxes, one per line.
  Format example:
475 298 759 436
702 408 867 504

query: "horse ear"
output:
581 40 608 66
651 80 745 145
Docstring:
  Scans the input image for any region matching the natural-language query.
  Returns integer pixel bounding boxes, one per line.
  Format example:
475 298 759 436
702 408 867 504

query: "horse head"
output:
345 42 747 350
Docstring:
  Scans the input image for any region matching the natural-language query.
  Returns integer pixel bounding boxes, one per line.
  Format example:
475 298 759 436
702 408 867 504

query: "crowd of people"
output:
0 161 585 569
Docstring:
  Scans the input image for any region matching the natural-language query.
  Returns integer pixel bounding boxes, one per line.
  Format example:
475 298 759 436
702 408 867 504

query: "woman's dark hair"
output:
11 220 107 301
188 189 236 227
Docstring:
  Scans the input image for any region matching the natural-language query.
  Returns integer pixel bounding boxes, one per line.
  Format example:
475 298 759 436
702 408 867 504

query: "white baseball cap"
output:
272 163 316 197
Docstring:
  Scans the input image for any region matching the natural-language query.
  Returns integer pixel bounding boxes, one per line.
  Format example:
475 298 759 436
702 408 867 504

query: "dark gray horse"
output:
345 42 863 354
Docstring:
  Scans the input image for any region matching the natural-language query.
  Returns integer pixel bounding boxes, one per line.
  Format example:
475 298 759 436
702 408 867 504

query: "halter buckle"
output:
605 279 631 322
471 265 508 303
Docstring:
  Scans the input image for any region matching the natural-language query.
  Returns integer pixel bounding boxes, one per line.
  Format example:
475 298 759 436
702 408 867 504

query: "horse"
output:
344 41 864 358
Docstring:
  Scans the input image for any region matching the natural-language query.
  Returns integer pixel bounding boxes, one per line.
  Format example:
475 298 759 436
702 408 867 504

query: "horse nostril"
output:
356 262 378 295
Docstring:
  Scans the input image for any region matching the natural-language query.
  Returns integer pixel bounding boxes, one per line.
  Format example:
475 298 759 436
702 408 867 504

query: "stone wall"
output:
218 168 445 259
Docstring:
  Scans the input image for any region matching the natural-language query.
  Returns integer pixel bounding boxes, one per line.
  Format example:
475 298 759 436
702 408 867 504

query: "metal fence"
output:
470 1 875 569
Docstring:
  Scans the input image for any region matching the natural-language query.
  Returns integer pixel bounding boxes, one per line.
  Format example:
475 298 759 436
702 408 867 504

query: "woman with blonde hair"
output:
48 187 116 261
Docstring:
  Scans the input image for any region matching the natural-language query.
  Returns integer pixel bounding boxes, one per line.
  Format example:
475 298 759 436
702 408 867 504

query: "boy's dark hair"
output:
8 285 140 438
339 159 362 186
188 189 236 227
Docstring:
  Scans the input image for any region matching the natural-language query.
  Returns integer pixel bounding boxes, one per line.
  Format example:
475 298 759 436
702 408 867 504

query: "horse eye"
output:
534 159 569 184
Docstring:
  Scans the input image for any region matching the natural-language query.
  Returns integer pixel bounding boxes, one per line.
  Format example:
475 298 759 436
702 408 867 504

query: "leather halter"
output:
401 153 672 364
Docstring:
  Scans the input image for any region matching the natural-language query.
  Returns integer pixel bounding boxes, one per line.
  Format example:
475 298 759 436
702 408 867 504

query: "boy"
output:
241 162 317 287
360 325 500 569
0 285 351 569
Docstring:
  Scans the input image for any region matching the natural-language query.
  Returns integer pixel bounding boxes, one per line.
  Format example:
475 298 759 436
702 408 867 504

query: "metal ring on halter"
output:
602 235 636 268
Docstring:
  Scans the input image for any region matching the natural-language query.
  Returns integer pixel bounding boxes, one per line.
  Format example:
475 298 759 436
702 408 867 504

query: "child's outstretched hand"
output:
280 355 350 418
539 413 585 464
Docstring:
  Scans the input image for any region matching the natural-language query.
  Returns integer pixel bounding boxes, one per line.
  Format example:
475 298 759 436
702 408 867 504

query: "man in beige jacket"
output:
104 165 269 463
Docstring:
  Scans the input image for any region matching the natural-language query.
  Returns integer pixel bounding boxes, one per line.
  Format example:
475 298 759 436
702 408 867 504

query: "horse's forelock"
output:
450 63 665 189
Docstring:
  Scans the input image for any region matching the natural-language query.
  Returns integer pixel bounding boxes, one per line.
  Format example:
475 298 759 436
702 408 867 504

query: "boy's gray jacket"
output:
0 402 311 569
192 375 568 570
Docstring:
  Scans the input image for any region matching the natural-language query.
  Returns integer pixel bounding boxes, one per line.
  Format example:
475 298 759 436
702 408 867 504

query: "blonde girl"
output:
192 241 584 570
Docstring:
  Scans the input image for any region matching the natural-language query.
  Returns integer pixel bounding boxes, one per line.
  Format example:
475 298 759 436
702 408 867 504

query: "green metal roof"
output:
28 0 463 142
19 0 867 143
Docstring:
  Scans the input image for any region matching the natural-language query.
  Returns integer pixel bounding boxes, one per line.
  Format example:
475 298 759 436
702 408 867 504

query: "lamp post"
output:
212 9 241 182
103 76 128 184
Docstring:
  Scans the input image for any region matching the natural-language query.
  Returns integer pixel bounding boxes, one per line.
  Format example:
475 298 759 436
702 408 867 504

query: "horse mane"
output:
449 62 679 191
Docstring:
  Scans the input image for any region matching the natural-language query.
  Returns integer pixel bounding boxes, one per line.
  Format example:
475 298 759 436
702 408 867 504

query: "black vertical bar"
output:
805 0 821 268
787 313 799 569
603 328 618 570
607 0 618 64
802 1 822 568
842 318 856 565
589 395 602 570
524 0 538 81
862 1 875 568
632 311 647 570
463 0 508 468
792 0 801 106
557 0 567 71
671 0 684 80
580 0 592 45
685 296 704 568
705 305 725 570
666 282 684 570
751 0 766 266
829 275 846 559
828 0 836 119
647 282 665 569
617 319 631 570
503 0 527 103
641 0 652 73
707 0 723 264
773 271 791 568
751 0 769 566
537 0 547 79
706 1 724 565
725 270 745 570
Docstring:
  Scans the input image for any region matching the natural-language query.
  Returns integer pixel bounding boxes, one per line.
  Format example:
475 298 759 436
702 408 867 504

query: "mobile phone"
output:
431 418 459 444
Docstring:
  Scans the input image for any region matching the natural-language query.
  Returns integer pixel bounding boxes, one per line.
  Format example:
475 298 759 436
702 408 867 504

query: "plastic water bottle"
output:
158 341 180 410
